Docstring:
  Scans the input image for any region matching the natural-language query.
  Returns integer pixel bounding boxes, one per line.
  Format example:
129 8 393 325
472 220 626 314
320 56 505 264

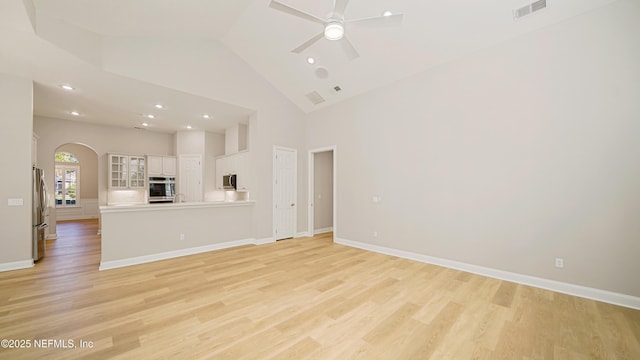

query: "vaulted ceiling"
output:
0 0 619 133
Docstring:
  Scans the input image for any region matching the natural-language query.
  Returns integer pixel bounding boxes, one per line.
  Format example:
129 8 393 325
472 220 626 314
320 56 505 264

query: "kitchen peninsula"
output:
99 200 260 270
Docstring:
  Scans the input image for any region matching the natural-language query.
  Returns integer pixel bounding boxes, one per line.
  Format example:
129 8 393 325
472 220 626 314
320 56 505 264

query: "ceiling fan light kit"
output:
269 0 402 60
324 21 344 41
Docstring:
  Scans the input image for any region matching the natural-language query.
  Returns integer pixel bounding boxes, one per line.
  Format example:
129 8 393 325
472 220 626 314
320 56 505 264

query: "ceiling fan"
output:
269 0 403 60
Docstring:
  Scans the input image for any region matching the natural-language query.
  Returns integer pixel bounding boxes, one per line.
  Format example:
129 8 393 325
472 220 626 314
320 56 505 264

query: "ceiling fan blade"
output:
332 0 350 17
339 36 360 61
292 32 325 54
346 13 403 28
269 0 326 25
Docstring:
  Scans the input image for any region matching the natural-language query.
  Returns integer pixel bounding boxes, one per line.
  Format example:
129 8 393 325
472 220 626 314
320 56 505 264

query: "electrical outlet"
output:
373 231 378 238
180 233 185 241
555 258 564 268
7 198 23 206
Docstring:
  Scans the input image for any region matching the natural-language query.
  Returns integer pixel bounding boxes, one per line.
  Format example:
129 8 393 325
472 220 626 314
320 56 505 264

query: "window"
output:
55 152 80 207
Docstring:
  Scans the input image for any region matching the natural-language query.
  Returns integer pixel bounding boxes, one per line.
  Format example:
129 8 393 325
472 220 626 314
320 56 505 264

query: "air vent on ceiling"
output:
514 0 547 20
306 91 325 105
333 85 342 92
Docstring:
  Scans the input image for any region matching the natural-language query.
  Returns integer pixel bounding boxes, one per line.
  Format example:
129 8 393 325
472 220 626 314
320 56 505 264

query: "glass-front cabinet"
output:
109 154 128 188
108 153 145 189
128 156 146 188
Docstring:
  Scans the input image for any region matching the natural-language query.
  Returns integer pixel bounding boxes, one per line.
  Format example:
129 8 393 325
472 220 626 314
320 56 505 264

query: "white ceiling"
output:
0 0 619 133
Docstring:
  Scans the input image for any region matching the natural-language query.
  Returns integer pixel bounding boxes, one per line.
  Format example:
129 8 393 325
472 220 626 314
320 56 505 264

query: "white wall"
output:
101 204 254 264
307 0 640 297
313 151 333 232
0 73 33 268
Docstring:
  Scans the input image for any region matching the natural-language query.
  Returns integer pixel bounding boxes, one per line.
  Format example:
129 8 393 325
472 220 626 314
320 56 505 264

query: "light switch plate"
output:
8 198 24 206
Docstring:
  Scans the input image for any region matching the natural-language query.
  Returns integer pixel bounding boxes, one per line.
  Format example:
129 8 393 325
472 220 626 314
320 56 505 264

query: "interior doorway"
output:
308 146 336 238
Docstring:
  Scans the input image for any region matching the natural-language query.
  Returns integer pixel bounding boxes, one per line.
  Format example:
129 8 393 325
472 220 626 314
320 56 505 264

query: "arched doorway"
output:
52 143 99 223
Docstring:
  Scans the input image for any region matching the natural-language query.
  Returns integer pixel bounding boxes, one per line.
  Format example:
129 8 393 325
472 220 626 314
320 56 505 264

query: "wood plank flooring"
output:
0 219 639 359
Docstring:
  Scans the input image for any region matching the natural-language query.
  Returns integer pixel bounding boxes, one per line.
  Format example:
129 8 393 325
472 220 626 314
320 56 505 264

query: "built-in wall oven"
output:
148 176 176 203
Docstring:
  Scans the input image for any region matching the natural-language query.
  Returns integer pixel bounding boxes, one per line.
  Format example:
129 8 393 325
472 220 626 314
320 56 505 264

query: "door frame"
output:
308 145 337 238
273 146 297 240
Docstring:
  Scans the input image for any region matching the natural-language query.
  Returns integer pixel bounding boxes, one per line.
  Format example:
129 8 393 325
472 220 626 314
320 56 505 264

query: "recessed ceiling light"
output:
146 114 155 119
60 84 75 91
186 125 193 129
142 122 149 127
70 111 80 116
202 114 211 119
382 10 393 17
155 104 164 109
307 57 316 64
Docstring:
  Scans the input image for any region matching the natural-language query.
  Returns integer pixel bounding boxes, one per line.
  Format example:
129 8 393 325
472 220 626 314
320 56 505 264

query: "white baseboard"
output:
0 259 34 272
294 231 310 238
335 237 640 310
313 227 333 235
100 238 256 271
254 237 276 245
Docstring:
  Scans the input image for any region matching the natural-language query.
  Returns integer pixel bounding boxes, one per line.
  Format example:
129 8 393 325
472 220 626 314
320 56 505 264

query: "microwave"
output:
223 174 237 190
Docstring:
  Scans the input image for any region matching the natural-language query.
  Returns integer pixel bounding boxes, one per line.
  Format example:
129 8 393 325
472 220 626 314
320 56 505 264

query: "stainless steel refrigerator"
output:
33 167 49 261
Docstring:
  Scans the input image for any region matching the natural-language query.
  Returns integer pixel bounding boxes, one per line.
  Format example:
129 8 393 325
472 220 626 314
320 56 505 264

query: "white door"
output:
274 147 296 240
179 155 202 202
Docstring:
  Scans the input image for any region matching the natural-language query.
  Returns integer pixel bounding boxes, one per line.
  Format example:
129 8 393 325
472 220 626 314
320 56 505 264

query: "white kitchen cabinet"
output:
163 156 177 176
128 156 146 188
215 151 249 190
109 153 145 189
224 124 248 155
147 155 177 176
234 152 249 191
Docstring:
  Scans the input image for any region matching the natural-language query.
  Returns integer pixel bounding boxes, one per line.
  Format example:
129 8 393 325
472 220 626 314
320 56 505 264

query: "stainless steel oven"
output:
148 176 176 203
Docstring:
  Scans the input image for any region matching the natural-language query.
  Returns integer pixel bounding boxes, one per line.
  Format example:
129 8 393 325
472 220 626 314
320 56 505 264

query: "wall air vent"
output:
306 91 326 105
514 0 547 20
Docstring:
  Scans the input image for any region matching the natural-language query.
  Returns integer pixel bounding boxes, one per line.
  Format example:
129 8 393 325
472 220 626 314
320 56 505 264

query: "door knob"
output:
291 203 295 206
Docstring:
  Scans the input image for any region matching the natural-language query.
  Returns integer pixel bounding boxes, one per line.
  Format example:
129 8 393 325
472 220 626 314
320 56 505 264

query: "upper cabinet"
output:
225 124 248 155
128 156 146 188
109 153 145 189
147 155 177 176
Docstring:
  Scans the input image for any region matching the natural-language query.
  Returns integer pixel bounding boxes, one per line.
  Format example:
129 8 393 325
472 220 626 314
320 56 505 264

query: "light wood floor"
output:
0 220 639 359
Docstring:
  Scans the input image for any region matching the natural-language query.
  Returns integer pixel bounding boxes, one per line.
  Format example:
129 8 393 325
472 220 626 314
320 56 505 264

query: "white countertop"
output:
100 200 255 213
